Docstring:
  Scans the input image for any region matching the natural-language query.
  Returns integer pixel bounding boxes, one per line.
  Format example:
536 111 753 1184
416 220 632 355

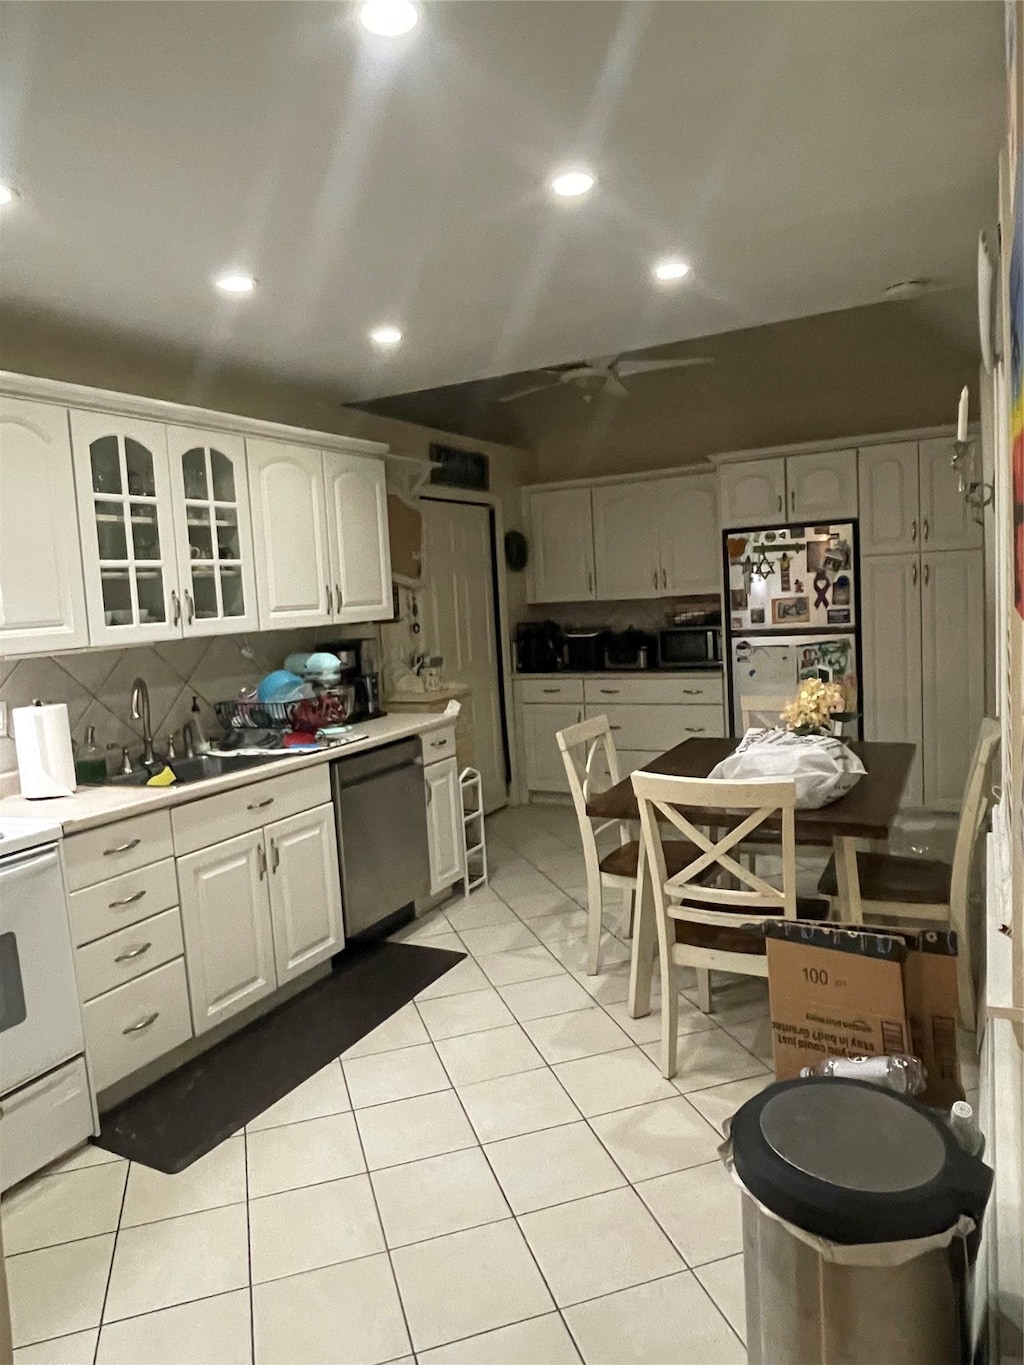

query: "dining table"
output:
585 735 916 1018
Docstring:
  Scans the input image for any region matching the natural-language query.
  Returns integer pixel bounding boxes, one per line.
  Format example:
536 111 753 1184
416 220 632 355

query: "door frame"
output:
419 490 518 810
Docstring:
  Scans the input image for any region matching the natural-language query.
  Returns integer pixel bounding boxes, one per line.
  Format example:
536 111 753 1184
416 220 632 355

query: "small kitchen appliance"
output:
656 626 723 670
315 638 387 721
564 627 610 671
603 630 655 670
514 621 564 673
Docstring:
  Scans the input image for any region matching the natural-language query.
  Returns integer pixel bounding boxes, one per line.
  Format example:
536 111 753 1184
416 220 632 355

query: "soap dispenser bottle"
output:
189 695 211 754
74 725 107 785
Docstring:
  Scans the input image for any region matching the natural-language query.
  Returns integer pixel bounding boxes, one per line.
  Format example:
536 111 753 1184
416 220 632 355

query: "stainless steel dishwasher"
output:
331 739 430 939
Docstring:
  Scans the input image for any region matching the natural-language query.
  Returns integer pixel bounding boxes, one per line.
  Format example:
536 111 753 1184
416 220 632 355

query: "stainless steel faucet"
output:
181 721 196 759
130 676 157 766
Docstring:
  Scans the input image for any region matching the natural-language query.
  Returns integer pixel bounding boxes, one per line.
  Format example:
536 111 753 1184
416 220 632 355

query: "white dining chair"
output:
817 718 1000 1028
739 694 790 730
631 770 805 1078
556 716 702 978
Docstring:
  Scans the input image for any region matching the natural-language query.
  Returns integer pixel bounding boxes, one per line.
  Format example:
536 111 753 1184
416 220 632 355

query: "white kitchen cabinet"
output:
591 483 659 599
786 450 858 522
0 397 89 655
323 451 393 622
862 554 924 805
918 438 983 553
921 549 985 808
424 756 463 893
718 458 786 527
657 473 719 594
70 410 182 645
859 443 920 556
266 803 344 983
246 438 331 629
527 488 595 602
521 701 581 792
177 830 277 1034
166 427 259 635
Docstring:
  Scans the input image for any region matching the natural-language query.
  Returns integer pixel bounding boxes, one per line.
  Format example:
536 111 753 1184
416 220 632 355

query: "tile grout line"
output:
243 1119 255 1364
91 1146 130 1360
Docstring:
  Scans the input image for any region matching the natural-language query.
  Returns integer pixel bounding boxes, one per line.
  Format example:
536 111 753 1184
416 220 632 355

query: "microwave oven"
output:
656 627 722 670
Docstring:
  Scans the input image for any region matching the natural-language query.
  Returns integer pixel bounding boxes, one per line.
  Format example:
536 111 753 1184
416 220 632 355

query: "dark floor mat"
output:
95 940 464 1173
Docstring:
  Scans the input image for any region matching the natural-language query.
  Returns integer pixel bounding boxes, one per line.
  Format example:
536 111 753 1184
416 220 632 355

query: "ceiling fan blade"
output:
497 380 560 402
602 375 629 398
614 356 714 377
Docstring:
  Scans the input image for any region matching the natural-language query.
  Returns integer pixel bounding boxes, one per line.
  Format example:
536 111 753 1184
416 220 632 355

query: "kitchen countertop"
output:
0 711 451 836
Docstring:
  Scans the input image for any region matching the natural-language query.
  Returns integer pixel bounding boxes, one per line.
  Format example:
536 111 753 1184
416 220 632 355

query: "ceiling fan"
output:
497 351 714 403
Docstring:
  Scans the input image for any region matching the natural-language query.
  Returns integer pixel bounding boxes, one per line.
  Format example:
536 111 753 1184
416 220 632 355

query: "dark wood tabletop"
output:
586 737 916 843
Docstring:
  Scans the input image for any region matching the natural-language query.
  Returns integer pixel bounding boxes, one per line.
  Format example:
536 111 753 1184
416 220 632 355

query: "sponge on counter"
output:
145 766 178 787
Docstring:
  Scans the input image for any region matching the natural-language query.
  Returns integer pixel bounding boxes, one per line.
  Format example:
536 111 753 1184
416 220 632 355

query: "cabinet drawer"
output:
0 1058 94 1194
516 678 583 704
64 811 173 892
69 856 179 947
76 907 184 1003
583 676 723 706
83 957 192 1093
421 725 456 765
594 703 725 751
172 765 330 856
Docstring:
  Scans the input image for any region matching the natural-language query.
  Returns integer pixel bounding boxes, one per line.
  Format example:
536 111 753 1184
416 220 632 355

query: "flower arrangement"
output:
780 679 849 736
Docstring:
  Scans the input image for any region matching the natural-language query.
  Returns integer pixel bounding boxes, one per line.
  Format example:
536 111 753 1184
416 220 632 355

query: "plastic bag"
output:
800 1053 926 1096
708 729 865 809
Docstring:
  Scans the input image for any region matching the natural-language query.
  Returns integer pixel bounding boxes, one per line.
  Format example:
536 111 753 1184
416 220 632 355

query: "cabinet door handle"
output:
109 889 146 908
777 494 783 512
335 582 343 610
682 688 701 695
542 688 560 694
911 561 918 586
185 590 195 625
123 1012 159 1035
599 688 620 695
661 567 667 589
911 519 918 542
587 571 593 593
325 584 333 614
609 724 622 731
923 562 930 585
257 843 267 879
170 591 181 626
114 941 152 963
247 797 274 810
270 839 280 873
922 519 929 541
104 838 140 856
425 783 432 805
652 570 658 589
789 489 796 512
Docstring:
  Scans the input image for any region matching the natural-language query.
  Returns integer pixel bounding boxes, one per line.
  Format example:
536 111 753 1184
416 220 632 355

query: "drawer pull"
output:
682 689 701 695
609 725 622 731
599 689 620 695
114 941 152 963
109 889 147 908
104 838 141 856
247 797 274 811
684 726 705 733
542 688 560 694
122 1011 159 1035
430 738 448 748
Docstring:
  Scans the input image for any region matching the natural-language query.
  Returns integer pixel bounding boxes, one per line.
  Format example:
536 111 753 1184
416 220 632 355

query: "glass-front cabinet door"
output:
167 427 258 635
69 411 182 645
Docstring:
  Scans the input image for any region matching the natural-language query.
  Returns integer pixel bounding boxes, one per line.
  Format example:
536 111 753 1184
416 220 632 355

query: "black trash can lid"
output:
731 1078 993 1245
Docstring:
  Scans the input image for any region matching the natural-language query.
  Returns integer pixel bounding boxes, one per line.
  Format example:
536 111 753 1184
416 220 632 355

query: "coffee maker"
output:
314 637 386 721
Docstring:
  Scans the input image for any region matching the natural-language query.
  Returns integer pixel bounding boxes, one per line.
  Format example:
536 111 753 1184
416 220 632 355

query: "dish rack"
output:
215 699 300 731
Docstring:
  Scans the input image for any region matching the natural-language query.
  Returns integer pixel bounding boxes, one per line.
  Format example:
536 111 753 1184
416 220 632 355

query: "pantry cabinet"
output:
527 487 595 603
0 397 90 654
918 438 983 553
424 756 463 893
718 458 786 527
323 450 393 622
921 549 985 808
246 439 332 630
265 804 344 983
860 440 981 557
862 554 924 805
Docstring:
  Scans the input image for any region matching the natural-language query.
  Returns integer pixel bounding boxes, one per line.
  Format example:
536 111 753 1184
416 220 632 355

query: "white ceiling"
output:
0 1 1004 400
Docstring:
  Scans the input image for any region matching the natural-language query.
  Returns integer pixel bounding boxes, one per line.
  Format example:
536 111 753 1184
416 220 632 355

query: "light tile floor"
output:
4 803 767 1365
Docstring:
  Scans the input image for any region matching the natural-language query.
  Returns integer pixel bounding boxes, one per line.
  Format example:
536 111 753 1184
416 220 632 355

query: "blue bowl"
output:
257 670 303 703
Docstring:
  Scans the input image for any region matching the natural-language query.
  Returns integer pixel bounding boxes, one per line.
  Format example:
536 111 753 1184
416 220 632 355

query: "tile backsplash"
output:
0 626 378 793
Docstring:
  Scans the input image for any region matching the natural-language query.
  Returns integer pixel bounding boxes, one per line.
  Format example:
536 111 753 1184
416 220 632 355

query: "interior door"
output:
921 549 985 808
177 830 277 1034
527 487 595 602
657 474 719 594
591 483 658 598
246 438 330 629
918 438 984 552
419 498 507 813
323 451 393 623
0 398 89 654
167 427 259 635
862 554 923 805
859 443 920 556
266 803 344 983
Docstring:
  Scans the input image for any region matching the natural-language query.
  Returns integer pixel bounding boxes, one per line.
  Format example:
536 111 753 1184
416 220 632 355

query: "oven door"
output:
0 846 84 1095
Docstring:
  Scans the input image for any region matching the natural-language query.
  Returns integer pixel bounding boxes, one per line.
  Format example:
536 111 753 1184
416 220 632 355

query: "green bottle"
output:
74 725 107 786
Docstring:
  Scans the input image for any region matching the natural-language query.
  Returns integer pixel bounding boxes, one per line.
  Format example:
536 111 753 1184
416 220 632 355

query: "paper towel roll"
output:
12 702 77 799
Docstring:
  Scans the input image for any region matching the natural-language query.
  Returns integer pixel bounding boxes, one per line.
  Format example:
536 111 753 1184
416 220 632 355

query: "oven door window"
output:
0 931 28 1033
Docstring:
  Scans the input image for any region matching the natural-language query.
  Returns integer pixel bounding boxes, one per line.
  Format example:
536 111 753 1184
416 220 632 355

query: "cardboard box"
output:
764 921 963 1107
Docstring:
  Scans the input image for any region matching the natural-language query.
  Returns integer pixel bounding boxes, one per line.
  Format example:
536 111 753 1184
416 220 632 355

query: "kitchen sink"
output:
104 752 287 788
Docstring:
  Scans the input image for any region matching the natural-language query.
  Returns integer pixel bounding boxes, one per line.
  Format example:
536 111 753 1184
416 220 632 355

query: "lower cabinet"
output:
266 804 344 984
425 756 463 894
522 702 581 792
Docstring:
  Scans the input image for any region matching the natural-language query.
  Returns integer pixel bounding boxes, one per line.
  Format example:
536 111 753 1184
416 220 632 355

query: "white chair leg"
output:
619 886 635 940
585 871 604 976
659 954 679 1078
696 969 712 1014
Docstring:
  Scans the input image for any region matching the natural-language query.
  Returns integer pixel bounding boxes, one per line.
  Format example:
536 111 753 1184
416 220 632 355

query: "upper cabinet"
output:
166 427 259 635
527 487 595 603
247 439 331 630
718 459 786 527
70 411 181 646
785 450 858 521
0 398 89 655
323 451 393 622
657 474 719 594
859 440 982 556
592 484 659 599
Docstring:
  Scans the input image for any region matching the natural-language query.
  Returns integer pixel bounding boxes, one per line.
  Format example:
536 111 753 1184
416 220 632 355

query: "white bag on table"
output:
709 729 865 809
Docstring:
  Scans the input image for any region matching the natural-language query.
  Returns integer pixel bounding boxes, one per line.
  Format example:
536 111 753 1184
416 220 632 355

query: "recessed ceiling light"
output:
653 258 690 282
0 183 18 206
370 325 403 347
549 168 596 199
358 0 418 37
215 273 256 294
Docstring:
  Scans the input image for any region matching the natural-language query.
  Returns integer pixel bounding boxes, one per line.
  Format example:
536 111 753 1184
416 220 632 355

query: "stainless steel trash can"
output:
730 1078 992 1365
